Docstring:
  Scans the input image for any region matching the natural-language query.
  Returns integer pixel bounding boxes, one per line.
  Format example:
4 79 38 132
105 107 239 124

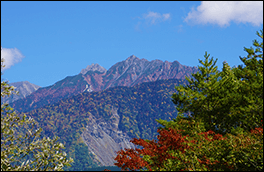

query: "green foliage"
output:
64 143 99 171
231 30 263 130
172 30 263 134
1 58 74 171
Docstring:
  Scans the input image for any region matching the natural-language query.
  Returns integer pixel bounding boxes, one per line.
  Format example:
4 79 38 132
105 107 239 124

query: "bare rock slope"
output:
81 107 135 166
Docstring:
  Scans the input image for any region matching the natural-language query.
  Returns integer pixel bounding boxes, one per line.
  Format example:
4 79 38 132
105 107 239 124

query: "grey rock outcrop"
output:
80 63 107 75
83 84 93 92
81 107 135 166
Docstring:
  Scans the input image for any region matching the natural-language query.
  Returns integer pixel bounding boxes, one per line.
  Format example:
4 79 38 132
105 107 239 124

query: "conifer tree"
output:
172 30 263 134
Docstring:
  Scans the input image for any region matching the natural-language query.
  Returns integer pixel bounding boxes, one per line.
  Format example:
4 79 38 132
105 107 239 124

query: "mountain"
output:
80 63 107 75
82 55 198 91
10 55 199 113
1 81 41 104
20 78 189 168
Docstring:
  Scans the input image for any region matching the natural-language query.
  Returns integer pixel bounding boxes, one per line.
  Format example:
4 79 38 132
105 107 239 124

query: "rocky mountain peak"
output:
122 55 150 69
127 55 137 60
80 63 107 75
124 55 139 64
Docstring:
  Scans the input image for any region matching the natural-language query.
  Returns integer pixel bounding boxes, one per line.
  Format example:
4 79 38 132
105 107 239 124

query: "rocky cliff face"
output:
10 55 199 113
1 81 41 104
81 107 135 166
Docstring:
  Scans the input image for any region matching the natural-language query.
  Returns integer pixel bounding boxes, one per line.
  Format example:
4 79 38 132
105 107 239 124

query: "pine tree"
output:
172 30 263 134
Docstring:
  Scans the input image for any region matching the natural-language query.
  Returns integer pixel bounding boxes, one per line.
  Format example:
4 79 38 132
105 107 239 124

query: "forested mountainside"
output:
10 55 198 113
19 78 188 170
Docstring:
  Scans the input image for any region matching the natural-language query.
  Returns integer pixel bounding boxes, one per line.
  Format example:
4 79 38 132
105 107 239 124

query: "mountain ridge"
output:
10 55 199 113
1 81 41 104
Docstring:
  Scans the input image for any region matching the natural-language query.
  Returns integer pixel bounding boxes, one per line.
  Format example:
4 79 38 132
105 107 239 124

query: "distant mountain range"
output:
1 81 41 104
10 55 199 113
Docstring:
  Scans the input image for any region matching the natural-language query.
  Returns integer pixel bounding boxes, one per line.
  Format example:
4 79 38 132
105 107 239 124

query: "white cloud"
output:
143 11 171 25
162 13 171 20
184 1 263 27
1 46 25 71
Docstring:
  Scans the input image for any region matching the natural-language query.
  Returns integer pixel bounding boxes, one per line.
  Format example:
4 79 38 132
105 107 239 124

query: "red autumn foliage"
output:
114 125 263 171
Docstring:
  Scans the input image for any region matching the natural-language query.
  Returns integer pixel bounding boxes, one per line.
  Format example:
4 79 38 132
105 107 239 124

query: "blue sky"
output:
1 1 263 87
